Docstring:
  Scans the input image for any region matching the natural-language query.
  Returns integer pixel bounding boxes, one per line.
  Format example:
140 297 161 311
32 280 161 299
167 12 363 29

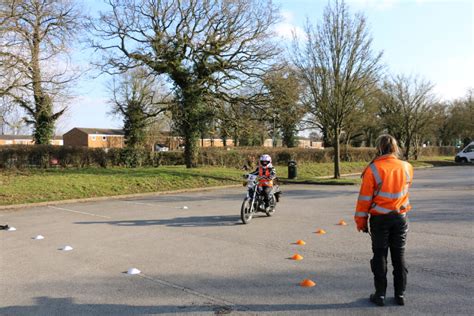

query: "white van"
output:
455 142 474 163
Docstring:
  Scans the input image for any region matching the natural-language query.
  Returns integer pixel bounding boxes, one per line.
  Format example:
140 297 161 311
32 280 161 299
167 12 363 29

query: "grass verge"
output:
0 166 243 206
0 156 457 206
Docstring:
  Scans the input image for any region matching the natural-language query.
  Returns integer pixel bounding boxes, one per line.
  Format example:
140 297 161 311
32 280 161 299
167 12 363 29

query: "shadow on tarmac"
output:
0 296 374 315
128 189 355 205
129 193 244 203
75 215 249 227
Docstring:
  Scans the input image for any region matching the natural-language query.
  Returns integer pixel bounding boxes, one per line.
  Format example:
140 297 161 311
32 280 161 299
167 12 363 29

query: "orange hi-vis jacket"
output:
354 154 414 228
258 167 274 187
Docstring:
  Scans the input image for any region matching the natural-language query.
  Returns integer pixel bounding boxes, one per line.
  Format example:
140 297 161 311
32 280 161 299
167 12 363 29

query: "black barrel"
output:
288 160 297 179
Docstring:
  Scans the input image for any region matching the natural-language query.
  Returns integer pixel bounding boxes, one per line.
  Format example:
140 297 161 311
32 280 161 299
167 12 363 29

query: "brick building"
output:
198 138 235 147
63 128 124 148
263 137 323 149
0 135 63 146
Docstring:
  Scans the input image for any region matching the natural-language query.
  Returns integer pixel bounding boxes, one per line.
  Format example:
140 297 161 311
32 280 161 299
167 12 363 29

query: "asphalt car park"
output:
1 166 473 315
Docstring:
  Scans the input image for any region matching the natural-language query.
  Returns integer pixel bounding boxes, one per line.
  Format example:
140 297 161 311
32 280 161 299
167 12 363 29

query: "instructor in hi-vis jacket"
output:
354 134 414 307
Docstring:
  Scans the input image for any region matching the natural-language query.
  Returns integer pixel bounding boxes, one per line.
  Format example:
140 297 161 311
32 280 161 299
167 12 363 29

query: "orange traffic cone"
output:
315 229 326 234
295 240 306 245
338 220 347 226
300 279 316 287
291 254 304 261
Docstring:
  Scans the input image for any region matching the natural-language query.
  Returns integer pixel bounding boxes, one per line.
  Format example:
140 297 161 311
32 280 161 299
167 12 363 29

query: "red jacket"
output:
251 166 276 187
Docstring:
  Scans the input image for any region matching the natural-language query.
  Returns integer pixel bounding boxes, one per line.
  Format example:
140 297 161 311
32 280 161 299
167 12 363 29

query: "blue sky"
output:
62 0 473 133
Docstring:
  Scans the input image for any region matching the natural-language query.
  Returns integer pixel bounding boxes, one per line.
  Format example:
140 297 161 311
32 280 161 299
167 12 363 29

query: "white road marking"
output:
124 201 156 207
48 206 111 219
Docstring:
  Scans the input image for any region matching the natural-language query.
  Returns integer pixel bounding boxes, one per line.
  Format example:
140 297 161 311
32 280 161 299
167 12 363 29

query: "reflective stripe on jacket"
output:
355 154 413 220
258 167 274 187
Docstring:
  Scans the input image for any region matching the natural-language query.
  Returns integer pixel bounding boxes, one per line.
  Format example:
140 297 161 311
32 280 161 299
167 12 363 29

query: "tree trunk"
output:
282 126 296 148
31 29 52 145
334 127 341 179
404 137 411 160
123 104 146 149
33 106 54 145
183 123 199 168
177 86 205 168
413 134 421 160
30 28 56 144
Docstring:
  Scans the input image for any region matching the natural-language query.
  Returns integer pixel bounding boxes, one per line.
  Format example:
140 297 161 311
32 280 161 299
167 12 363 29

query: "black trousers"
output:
369 213 408 297
260 186 272 207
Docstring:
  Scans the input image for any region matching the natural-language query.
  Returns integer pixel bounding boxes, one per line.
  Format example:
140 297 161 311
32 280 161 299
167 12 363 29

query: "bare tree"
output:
90 0 279 167
0 99 29 135
0 0 83 144
262 65 306 148
213 96 268 147
0 98 12 134
292 0 382 178
456 88 474 146
429 88 473 147
109 68 173 150
343 90 383 147
378 75 436 159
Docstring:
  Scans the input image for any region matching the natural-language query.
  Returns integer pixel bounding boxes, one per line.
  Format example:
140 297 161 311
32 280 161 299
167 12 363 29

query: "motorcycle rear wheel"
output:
241 198 254 224
265 196 276 217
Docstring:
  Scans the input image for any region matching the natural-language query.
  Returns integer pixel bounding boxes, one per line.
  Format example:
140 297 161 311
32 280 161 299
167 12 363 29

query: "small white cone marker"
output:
61 245 73 251
7 227 16 231
127 268 141 275
33 235 45 240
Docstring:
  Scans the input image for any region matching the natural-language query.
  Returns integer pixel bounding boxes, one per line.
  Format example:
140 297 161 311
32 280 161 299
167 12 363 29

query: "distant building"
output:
0 135 63 146
62 128 185 150
262 138 324 149
297 137 324 149
198 138 235 148
63 128 124 148
150 131 182 151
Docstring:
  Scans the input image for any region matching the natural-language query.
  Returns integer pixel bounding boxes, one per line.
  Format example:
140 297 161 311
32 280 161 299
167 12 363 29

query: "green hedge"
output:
0 145 456 169
419 146 457 157
197 147 376 167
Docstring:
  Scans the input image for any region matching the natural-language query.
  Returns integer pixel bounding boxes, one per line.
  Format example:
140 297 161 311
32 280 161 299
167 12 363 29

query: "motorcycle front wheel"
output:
241 198 254 224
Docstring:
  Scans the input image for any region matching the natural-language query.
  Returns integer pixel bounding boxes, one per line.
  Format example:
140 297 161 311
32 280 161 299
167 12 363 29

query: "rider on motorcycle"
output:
250 154 276 211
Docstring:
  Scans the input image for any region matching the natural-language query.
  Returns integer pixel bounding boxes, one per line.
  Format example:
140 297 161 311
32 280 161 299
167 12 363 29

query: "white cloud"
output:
345 0 400 10
346 0 447 10
274 10 306 40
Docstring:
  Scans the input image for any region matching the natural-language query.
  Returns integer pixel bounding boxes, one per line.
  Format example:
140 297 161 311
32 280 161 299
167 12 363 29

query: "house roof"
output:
73 128 125 136
0 135 63 140
0 135 32 140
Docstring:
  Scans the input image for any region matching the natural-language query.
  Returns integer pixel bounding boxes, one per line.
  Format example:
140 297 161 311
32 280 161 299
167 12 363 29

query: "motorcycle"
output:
240 174 281 224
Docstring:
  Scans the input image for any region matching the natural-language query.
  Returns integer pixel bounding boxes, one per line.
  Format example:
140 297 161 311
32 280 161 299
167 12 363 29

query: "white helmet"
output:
259 154 272 167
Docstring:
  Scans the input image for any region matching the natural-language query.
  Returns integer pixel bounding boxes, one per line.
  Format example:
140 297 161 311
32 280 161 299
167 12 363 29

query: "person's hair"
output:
376 134 400 156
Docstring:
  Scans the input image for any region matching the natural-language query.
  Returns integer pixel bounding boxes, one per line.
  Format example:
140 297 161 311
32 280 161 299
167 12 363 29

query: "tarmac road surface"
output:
1 166 473 315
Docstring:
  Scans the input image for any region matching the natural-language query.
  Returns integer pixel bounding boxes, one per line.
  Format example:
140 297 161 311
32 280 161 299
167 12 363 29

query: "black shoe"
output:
370 294 385 306
395 295 405 306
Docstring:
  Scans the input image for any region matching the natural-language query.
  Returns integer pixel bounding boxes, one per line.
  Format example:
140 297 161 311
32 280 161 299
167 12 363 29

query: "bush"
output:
0 144 456 169
419 146 456 157
194 147 375 167
120 148 146 168
156 151 185 166
0 145 118 169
